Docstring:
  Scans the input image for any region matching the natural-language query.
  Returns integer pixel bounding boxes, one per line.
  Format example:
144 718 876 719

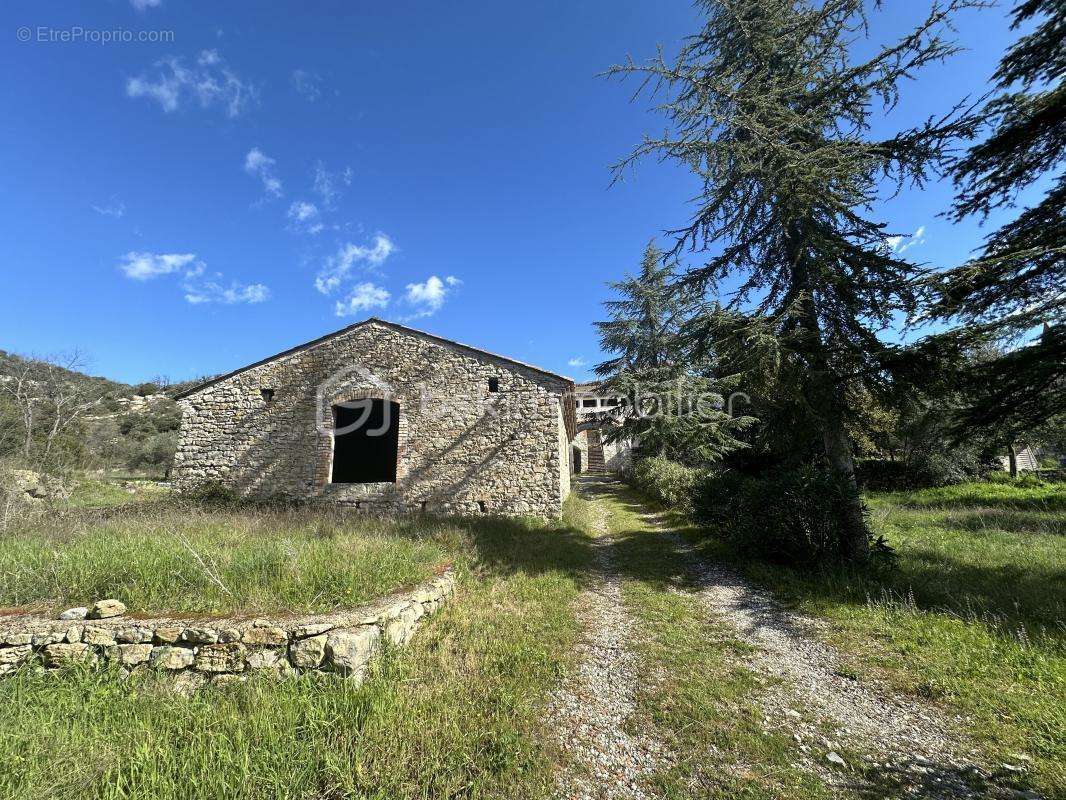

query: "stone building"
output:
570 382 635 475
174 318 577 517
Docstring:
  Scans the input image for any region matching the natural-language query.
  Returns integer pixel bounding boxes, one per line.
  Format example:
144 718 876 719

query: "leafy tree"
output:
607 0 982 561
594 241 751 466
0 350 105 473
925 0 1064 436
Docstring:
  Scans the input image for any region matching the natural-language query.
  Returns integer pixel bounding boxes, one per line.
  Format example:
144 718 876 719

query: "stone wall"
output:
0 571 455 692
571 428 633 474
602 434 633 473
175 320 572 517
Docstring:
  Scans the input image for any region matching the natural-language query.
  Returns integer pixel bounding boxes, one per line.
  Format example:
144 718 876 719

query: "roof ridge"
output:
175 318 573 398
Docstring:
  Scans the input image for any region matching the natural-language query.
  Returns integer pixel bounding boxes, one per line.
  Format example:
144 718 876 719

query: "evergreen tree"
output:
596 241 687 376
594 241 751 466
607 0 981 561
926 0 1064 434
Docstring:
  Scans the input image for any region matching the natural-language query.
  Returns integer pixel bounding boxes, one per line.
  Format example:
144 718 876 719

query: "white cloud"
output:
403 274 459 318
287 200 318 222
126 51 257 118
287 201 323 234
119 251 269 305
184 279 270 305
291 69 322 102
315 234 396 294
312 161 353 207
886 225 927 254
92 198 126 218
130 0 162 9
334 283 390 316
567 357 587 367
899 225 927 253
119 251 197 280
244 148 282 199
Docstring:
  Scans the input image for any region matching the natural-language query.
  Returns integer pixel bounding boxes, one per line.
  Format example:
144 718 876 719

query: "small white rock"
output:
826 751 846 767
58 607 88 621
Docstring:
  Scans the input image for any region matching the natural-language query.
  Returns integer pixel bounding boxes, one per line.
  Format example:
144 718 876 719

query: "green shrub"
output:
628 456 704 513
855 459 912 491
695 466 870 565
857 450 985 491
183 480 241 505
984 471 1049 488
629 455 886 566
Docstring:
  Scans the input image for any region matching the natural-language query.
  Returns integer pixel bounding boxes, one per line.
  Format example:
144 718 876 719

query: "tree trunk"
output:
787 226 870 563
1007 441 1018 478
22 400 34 461
822 412 869 563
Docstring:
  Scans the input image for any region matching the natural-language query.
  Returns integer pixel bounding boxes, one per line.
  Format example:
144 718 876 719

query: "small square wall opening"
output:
261 388 275 403
488 377 499 393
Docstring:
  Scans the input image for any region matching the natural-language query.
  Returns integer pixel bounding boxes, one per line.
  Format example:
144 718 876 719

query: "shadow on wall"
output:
180 353 556 513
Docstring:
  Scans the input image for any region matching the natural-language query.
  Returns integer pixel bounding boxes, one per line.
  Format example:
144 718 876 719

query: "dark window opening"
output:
331 399 399 484
488 377 499 393
582 398 597 408
261 388 275 403
605 398 619 406
477 500 487 513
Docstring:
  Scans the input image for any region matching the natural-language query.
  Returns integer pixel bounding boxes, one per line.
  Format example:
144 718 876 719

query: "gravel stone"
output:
548 487 669 800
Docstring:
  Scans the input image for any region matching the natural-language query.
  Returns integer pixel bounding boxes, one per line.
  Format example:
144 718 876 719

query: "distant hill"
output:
0 350 215 475
0 349 133 399
0 350 213 401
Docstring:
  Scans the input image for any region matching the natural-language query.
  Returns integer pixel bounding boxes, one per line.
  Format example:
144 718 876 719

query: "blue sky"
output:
0 1 1024 384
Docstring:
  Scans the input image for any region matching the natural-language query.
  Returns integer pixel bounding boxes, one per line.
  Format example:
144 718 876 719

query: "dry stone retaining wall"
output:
0 570 455 692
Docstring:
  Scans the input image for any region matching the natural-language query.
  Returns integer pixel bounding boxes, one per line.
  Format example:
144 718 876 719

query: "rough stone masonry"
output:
173 318 576 517
0 571 456 692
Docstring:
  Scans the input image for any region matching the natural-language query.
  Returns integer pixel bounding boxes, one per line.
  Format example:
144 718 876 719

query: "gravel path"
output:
638 505 1038 800
549 493 669 800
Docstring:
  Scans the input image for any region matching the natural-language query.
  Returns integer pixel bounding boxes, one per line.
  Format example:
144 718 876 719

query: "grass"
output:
682 479 1065 797
0 499 597 799
0 504 454 615
7 474 1060 797
66 476 173 508
581 480 835 799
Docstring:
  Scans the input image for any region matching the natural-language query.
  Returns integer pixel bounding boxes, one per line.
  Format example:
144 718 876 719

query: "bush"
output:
124 431 177 472
984 471 1049 488
855 459 912 491
183 480 241 505
694 466 870 565
856 450 986 491
629 456 874 565
628 456 704 513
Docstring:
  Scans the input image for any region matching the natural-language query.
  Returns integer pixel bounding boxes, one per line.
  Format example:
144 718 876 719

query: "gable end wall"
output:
174 322 569 517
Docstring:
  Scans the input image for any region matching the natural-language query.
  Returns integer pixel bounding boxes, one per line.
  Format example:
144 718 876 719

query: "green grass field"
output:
1 477 1062 798
694 480 1065 796
0 504 455 615
0 499 597 800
